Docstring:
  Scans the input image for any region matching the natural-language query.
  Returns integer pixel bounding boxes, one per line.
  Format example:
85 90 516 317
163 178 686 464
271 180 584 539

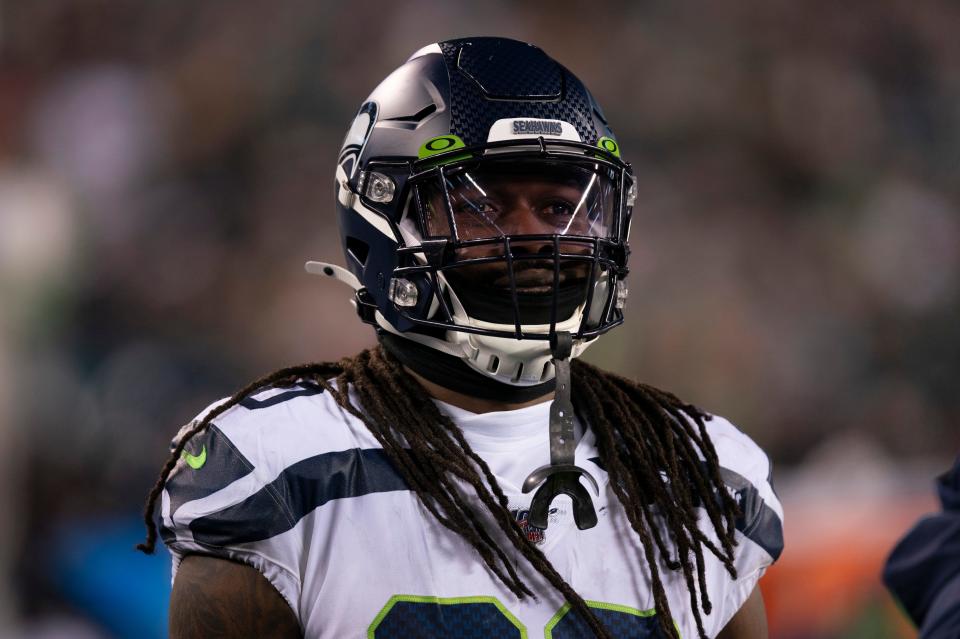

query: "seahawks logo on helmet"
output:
338 101 378 180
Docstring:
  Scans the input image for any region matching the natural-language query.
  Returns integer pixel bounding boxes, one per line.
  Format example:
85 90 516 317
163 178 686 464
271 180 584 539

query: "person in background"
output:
884 456 960 639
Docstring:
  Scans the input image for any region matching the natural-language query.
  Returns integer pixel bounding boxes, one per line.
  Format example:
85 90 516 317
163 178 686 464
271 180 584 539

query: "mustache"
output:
446 259 592 292
491 262 589 289
502 259 586 274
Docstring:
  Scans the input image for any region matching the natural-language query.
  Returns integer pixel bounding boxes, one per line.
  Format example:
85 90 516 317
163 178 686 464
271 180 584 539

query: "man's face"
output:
421 162 615 295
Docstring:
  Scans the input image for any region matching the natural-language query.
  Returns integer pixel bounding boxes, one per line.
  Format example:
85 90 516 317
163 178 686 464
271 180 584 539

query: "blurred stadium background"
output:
1 0 957 637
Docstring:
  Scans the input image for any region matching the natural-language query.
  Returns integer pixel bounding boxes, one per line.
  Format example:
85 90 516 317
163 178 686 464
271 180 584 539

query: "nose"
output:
499 199 552 236
497 198 557 240
494 202 553 260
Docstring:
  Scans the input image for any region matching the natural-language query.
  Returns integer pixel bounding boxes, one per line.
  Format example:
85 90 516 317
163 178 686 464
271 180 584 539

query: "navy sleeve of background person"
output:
883 456 960 639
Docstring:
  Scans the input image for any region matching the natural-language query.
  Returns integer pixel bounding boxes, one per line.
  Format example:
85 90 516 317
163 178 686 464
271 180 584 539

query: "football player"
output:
139 37 783 639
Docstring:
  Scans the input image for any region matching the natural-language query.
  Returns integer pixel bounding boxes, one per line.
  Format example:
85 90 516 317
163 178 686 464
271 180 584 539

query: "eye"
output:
454 199 498 217
541 200 576 217
474 201 497 215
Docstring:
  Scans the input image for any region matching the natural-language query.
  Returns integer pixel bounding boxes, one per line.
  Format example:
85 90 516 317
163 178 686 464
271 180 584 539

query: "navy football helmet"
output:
311 37 634 386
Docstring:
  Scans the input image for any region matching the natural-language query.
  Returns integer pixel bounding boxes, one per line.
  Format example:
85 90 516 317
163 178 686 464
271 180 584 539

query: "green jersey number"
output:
369 595 671 638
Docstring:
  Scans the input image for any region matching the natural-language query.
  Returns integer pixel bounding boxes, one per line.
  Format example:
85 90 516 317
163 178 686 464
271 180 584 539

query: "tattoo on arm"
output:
170 554 302 639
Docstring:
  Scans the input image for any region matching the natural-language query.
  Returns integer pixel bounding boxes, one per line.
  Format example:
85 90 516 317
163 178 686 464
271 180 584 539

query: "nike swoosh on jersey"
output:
181 445 207 470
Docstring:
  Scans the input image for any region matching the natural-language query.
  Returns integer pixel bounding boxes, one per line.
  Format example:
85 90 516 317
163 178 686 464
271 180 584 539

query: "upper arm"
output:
170 554 301 639
162 415 307 628
716 585 768 639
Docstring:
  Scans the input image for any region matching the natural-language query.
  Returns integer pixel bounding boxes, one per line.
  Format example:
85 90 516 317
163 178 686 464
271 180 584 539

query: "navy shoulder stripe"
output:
239 381 325 410
161 424 255 544
718 466 784 561
189 447 409 546
588 456 783 560
166 424 255 517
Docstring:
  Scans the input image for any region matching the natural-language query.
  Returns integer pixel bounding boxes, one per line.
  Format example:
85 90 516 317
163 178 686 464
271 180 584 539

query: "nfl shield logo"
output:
512 509 546 545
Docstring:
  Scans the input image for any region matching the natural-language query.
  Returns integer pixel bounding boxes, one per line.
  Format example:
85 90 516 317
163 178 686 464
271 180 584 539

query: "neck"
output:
406 367 553 413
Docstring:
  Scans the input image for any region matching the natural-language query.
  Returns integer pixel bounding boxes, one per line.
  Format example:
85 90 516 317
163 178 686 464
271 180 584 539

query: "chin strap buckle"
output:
521 331 599 530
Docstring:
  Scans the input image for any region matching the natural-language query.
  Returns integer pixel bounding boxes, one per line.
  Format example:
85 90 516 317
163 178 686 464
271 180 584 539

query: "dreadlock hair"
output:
138 345 742 639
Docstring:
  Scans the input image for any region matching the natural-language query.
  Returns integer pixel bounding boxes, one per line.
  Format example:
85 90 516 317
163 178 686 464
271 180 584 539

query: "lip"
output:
491 271 592 297
513 284 553 294
493 268 560 289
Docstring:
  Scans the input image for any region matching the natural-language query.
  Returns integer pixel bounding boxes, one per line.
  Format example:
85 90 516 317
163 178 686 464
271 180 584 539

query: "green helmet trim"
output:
597 136 621 158
418 134 467 160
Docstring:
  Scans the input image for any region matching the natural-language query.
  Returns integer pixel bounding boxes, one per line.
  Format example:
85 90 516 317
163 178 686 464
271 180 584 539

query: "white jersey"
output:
161 382 783 638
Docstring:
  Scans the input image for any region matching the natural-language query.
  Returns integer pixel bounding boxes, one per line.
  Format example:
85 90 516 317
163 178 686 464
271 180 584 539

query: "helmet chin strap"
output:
522 331 600 530
307 260 469 359
307 259 557 398
305 261 362 290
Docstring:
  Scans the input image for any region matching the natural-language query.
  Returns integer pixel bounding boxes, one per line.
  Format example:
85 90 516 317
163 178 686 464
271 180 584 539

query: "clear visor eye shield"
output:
360 139 635 343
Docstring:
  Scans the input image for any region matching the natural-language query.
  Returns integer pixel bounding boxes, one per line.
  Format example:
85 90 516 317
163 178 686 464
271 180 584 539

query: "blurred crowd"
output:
0 0 957 637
